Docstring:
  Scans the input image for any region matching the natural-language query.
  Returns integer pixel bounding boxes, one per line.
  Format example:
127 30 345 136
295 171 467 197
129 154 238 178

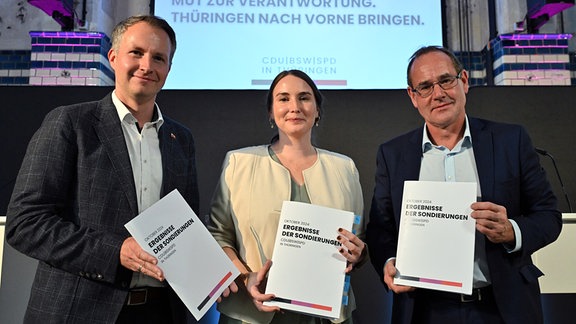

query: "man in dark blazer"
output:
366 46 562 324
6 16 202 323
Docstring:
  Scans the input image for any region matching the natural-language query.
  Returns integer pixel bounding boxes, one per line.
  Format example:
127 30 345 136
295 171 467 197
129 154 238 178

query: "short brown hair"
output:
406 46 463 87
111 15 177 63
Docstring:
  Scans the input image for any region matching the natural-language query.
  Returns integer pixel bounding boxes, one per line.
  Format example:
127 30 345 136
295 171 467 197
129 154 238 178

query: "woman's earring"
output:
315 116 320 127
269 119 275 129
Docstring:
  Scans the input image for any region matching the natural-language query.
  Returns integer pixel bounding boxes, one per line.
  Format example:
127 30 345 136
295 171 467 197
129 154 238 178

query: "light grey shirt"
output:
418 116 493 287
113 91 164 288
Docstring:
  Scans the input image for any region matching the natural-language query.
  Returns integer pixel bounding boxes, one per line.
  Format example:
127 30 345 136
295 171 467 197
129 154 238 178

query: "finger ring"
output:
138 264 143 272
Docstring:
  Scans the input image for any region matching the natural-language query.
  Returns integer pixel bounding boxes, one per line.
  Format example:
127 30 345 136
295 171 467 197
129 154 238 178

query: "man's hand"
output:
471 201 515 244
120 237 164 281
384 259 415 294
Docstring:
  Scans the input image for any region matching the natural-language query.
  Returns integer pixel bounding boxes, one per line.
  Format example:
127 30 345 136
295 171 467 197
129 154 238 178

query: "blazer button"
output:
79 271 85 277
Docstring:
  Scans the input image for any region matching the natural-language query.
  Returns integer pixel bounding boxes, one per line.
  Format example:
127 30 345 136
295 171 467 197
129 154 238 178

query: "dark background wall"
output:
1 86 575 323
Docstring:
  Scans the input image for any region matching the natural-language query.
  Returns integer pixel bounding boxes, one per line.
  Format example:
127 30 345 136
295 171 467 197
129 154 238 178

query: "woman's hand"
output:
337 228 367 273
216 280 239 303
245 260 280 312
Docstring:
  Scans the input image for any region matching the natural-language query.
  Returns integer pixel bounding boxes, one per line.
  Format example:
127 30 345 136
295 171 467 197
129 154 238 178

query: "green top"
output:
268 145 311 203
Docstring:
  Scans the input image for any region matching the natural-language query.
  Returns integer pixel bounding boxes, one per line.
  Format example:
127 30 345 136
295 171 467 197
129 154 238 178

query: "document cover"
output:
263 201 355 319
394 181 477 294
125 189 240 320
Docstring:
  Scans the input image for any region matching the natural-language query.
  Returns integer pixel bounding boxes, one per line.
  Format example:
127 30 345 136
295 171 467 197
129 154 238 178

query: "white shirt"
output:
112 91 164 288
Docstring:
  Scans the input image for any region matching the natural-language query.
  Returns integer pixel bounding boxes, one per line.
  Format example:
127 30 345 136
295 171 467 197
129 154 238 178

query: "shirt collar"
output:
112 91 164 129
421 115 472 152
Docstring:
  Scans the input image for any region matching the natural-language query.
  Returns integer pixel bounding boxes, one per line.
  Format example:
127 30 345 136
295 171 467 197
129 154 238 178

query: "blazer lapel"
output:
158 121 176 197
404 128 424 180
393 129 423 218
94 96 139 216
470 118 495 202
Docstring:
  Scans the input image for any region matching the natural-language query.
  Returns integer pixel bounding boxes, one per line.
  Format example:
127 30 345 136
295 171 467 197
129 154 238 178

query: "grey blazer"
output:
6 93 199 323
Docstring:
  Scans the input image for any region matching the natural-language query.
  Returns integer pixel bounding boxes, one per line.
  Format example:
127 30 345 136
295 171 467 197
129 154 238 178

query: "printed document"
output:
264 201 356 319
125 190 239 320
394 181 477 294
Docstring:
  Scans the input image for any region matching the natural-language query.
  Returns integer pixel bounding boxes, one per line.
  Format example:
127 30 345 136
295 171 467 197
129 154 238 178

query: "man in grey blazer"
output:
366 46 562 324
6 15 200 323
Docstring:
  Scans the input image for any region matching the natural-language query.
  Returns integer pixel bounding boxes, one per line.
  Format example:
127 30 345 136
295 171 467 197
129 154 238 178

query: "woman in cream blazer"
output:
208 70 366 324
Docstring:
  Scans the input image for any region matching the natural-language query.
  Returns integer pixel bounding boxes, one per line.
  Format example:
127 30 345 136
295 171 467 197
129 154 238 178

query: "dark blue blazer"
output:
7 93 199 323
366 117 562 324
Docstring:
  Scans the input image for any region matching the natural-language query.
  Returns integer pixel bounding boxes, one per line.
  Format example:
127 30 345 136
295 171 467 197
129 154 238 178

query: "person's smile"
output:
132 72 158 83
286 117 305 122
431 100 454 112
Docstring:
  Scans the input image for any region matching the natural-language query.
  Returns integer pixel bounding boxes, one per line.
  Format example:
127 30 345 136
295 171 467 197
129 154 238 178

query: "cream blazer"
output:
208 145 364 323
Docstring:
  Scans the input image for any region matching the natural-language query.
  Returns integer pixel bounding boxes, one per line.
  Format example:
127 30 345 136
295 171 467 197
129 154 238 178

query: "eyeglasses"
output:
411 71 462 98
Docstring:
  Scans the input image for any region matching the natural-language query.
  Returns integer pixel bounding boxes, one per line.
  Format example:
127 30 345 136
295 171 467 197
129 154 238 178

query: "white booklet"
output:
394 181 477 294
263 201 356 319
125 189 240 320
